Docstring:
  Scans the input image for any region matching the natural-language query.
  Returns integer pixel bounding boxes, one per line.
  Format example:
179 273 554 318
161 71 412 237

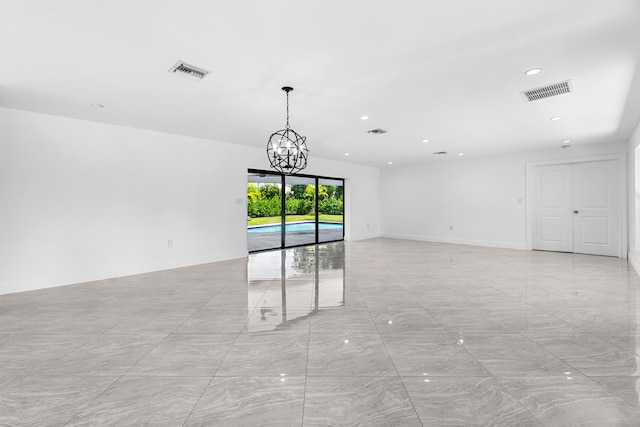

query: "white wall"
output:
0 107 380 295
381 142 628 250
627 122 640 272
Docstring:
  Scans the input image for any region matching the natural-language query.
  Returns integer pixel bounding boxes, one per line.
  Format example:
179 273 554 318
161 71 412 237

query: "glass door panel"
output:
284 175 317 247
248 170 344 253
247 172 283 252
318 178 344 243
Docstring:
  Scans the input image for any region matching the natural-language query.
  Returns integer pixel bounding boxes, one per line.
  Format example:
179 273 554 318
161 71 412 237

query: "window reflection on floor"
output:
246 242 345 333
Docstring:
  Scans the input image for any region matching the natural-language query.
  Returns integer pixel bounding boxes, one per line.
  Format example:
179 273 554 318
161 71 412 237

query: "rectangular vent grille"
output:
367 128 387 134
521 80 572 102
168 61 210 80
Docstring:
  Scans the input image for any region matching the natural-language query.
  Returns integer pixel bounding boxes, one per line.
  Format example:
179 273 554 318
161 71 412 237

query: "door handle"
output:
573 210 579 214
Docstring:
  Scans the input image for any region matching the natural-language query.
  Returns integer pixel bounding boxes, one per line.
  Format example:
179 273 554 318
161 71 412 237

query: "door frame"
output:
525 153 627 258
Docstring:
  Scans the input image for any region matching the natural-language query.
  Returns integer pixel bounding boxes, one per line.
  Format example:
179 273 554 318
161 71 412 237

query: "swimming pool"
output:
248 221 343 233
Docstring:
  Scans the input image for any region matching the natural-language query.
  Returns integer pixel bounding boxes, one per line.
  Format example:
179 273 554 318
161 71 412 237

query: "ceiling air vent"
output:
433 151 448 155
168 61 210 80
520 80 572 102
367 128 387 134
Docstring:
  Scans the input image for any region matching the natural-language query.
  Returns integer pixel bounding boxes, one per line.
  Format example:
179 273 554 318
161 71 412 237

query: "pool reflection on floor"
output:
246 244 345 333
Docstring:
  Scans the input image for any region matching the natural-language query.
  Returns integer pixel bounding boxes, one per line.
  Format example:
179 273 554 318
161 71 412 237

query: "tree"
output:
259 184 281 199
303 185 328 200
326 185 336 199
326 185 343 199
290 184 307 199
247 183 261 203
318 185 328 200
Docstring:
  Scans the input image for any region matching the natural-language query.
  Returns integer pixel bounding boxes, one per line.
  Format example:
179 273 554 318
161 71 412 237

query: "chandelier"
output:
266 86 308 174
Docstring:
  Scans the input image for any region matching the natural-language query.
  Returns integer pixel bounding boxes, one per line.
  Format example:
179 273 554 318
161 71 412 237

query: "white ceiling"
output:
2 0 640 167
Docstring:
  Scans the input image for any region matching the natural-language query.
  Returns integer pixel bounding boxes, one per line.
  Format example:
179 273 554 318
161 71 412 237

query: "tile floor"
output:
2 238 640 425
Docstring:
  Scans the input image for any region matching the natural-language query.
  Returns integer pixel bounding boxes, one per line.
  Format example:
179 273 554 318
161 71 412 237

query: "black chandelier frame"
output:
266 86 309 174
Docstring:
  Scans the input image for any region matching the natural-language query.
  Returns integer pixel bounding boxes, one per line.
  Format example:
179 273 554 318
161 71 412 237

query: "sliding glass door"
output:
247 170 344 252
284 175 316 247
318 178 344 243
247 171 283 252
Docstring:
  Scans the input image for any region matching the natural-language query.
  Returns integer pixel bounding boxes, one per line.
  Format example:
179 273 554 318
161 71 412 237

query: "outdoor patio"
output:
248 228 343 252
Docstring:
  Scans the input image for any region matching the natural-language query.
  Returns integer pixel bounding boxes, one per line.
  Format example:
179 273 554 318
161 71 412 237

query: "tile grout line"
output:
62 316 187 425
376 322 425 427
181 303 255 426
300 287 312 427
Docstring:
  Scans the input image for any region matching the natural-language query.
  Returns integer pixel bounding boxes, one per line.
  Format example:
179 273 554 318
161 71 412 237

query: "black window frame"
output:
247 169 345 252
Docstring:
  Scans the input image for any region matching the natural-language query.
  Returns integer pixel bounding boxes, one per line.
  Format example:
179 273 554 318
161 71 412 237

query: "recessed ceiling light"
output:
458 153 464 156
344 153 350 156
422 139 429 143
562 140 571 144
361 115 368 120
525 68 542 76
550 116 561 121
388 161 393 165
91 103 104 108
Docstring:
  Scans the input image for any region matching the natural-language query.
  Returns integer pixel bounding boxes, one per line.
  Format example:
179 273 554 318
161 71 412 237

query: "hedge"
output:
248 196 343 218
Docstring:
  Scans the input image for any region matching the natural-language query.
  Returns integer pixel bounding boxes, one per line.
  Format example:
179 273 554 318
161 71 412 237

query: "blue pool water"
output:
248 221 343 233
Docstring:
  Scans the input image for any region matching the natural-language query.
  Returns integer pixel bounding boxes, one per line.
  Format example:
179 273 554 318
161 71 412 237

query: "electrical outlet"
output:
168 240 174 248
235 198 243 205
449 225 454 231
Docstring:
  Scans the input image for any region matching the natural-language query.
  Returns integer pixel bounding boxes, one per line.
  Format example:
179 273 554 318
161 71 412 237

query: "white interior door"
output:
532 164 573 252
531 160 620 256
572 160 619 256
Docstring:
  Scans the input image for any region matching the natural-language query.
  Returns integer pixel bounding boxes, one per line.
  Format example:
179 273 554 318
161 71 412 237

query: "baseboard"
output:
628 251 640 277
347 232 382 242
1 250 248 296
380 233 527 250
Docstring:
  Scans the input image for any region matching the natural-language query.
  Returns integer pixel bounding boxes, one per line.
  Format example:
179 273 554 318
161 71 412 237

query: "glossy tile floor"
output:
2 238 640 426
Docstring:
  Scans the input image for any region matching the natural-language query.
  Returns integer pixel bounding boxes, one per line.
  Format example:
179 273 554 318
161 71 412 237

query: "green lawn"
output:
248 214 343 226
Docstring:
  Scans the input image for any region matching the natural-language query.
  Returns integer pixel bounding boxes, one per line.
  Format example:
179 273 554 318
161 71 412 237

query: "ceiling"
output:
2 0 640 167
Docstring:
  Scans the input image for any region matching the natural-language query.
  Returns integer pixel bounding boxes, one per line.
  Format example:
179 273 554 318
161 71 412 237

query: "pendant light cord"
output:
286 90 290 129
